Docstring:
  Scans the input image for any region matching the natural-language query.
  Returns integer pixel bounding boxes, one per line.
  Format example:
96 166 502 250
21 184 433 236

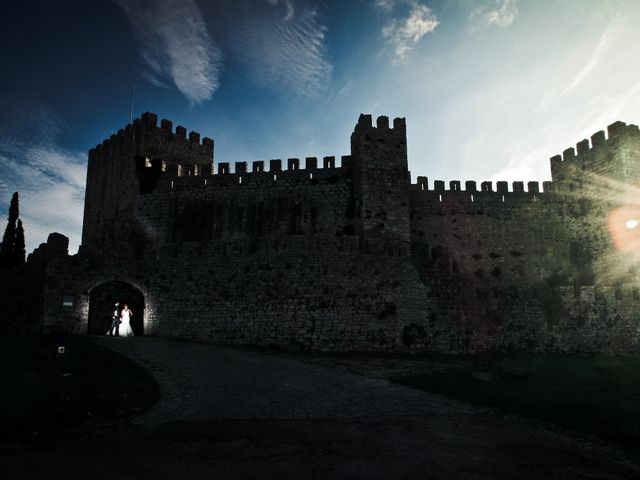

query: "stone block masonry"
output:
5 113 640 354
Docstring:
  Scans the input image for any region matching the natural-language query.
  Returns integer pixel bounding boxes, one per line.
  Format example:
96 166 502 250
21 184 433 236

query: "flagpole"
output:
129 82 136 125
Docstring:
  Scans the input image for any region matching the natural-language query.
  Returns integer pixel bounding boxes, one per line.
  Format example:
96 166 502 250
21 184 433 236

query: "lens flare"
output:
608 207 640 252
557 170 640 283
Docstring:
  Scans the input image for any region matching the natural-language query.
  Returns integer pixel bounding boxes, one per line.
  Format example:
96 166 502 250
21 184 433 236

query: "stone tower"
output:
351 114 410 256
81 112 214 254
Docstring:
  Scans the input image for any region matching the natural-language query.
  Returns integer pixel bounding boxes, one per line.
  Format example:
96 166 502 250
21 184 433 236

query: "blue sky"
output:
1 0 640 254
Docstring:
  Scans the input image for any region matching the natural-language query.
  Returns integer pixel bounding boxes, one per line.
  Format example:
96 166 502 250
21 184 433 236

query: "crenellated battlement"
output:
89 112 214 162
550 121 640 184
84 113 640 252
558 120 640 162
146 153 353 192
411 177 551 206
213 154 351 176
353 113 406 134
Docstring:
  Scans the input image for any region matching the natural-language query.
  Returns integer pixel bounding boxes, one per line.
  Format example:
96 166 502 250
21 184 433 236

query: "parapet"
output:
154 149 354 193
91 112 214 162
549 120 640 181
183 155 348 176
411 176 548 208
354 113 406 134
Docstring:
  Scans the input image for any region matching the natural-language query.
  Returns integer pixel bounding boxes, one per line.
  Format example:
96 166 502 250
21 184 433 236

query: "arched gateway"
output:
87 281 145 335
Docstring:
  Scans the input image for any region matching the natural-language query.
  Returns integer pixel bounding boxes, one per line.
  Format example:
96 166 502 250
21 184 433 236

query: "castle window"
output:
161 161 167 172
194 165 199 176
144 157 152 168
177 164 183 177
438 194 442 202
62 295 74 307
204 179 208 186
309 173 313 179
274 174 277 181
470 194 474 202
239 176 243 184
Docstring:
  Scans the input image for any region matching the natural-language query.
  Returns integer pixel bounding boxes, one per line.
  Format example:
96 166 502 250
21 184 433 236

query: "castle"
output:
3 112 640 353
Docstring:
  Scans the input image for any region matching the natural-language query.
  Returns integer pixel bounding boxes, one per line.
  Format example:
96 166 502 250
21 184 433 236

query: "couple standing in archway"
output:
107 301 135 337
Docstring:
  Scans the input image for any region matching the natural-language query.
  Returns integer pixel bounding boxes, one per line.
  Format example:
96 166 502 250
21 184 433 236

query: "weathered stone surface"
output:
4 114 640 354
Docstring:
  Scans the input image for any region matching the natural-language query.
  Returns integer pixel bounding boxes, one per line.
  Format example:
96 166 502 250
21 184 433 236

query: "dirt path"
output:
92 337 478 424
1 337 638 479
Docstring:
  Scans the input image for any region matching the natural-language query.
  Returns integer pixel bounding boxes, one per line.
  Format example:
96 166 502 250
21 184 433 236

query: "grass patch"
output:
0 335 159 442
394 355 640 452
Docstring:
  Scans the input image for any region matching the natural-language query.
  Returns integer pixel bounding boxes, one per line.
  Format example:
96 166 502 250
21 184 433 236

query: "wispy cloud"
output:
234 1 332 97
334 80 354 102
580 79 640 138
0 114 86 255
487 73 640 186
266 0 295 21
562 19 618 95
381 1 439 60
468 0 518 33
374 0 396 12
116 0 223 104
488 144 549 186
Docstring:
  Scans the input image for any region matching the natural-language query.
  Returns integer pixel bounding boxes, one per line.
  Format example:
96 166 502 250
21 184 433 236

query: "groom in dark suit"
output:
108 301 121 336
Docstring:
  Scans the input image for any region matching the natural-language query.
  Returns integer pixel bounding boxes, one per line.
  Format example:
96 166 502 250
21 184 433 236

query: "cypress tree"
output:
13 219 25 266
0 192 20 269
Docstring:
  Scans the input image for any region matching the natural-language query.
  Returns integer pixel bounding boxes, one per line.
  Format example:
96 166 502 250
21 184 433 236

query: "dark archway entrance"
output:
88 281 145 335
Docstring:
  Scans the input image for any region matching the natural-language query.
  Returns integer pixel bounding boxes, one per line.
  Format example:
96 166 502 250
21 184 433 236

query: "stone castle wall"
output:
4 113 640 354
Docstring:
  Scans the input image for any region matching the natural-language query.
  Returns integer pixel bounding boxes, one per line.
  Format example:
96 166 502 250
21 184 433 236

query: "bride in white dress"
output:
120 304 135 337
